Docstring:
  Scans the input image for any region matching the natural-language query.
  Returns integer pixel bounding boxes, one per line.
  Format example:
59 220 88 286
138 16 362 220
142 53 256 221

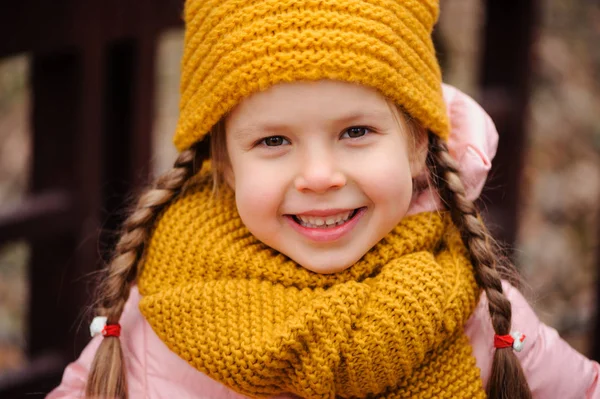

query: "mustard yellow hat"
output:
174 0 449 151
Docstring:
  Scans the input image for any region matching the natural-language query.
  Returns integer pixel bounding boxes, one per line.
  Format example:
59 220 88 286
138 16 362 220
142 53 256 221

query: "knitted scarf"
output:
137 173 485 398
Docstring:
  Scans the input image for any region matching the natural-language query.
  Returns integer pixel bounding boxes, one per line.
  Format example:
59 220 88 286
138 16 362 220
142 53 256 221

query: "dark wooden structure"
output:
0 1 182 397
0 0 597 398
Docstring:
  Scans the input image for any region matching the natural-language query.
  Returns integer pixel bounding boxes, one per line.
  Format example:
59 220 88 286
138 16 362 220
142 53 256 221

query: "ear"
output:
409 127 429 178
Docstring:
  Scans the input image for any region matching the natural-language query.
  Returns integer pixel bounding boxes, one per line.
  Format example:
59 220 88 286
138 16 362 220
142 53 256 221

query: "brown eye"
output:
343 127 369 138
262 136 288 146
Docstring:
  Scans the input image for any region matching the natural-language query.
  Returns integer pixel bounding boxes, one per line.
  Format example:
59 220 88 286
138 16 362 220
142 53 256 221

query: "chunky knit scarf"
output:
137 173 485 398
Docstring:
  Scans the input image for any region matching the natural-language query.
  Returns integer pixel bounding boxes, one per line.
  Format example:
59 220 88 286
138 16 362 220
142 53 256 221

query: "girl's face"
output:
225 80 426 273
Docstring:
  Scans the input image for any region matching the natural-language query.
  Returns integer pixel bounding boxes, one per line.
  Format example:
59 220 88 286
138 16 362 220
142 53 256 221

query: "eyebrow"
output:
332 110 394 125
230 110 393 139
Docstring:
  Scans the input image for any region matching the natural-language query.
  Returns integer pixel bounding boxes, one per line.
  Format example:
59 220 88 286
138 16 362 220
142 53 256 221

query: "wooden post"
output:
479 0 536 247
0 1 183 396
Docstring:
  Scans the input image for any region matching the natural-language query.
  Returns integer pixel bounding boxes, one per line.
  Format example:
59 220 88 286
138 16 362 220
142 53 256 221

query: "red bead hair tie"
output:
102 324 121 337
494 331 526 352
90 316 121 338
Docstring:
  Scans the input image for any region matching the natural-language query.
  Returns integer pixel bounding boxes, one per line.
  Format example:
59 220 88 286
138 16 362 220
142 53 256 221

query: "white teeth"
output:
296 210 354 228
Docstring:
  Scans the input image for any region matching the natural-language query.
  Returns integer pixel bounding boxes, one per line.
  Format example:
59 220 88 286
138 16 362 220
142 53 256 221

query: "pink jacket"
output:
48 284 600 399
48 86 600 398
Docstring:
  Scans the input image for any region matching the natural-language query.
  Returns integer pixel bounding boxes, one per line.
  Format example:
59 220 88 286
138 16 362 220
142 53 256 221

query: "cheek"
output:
232 164 287 235
357 146 414 213
362 143 412 197
376 167 413 209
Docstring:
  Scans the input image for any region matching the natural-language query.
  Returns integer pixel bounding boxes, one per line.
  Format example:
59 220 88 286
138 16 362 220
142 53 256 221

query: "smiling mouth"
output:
290 208 364 228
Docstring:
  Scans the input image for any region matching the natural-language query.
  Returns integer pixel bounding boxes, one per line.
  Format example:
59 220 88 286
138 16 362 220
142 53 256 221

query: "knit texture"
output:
137 172 485 398
174 0 449 151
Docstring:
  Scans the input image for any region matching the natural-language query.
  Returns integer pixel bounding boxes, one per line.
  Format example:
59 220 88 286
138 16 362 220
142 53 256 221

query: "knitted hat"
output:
174 0 449 151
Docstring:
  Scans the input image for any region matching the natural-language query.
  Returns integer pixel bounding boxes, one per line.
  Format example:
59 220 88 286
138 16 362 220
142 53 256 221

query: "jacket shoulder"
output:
47 286 250 399
466 280 600 398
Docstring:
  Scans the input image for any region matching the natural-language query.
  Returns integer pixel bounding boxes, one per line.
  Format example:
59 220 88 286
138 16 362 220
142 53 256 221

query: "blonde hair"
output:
85 114 531 398
426 133 531 398
85 138 209 398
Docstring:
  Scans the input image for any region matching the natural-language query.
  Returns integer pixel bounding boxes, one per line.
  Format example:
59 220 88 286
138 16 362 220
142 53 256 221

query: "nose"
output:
294 150 346 193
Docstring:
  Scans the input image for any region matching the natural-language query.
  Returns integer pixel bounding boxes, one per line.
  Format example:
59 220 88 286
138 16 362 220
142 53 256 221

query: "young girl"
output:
49 0 599 398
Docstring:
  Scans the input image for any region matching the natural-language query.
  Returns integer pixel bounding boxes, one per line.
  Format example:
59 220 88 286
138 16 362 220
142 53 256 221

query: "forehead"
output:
226 80 397 131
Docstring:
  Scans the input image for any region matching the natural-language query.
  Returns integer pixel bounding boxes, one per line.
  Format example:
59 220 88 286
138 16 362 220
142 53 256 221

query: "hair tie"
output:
494 331 526 352
90 316 121 338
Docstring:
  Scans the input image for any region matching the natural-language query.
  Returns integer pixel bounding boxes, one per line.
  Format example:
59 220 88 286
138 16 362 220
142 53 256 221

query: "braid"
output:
426 132 532 399
85 136 210 399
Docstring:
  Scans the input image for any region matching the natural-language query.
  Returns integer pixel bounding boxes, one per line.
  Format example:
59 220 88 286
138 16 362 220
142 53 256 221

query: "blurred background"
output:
0 0 598 396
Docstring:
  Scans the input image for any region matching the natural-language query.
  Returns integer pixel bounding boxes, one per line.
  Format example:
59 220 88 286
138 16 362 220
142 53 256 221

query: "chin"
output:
295 256 357 275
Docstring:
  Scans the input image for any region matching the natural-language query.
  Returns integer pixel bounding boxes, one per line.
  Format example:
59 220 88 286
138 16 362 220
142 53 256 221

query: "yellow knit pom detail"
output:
174 0 449 151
